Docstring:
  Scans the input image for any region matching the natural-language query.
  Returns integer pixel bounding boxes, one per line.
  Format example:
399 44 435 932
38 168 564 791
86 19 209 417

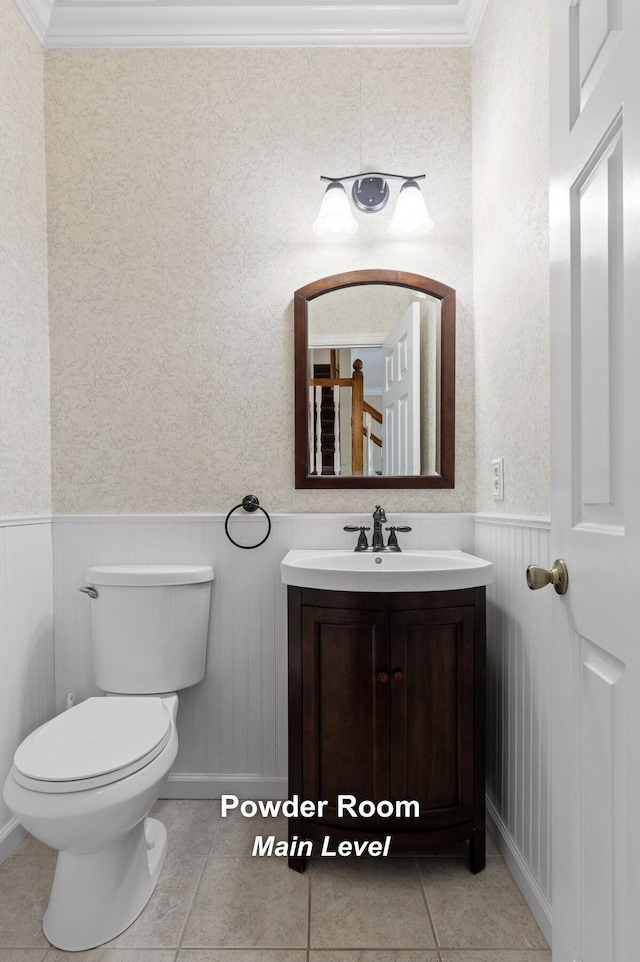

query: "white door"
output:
550 2 640 960
382 302 420 475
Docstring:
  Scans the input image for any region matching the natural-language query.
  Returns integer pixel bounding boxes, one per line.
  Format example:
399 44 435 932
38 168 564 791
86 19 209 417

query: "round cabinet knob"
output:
526 559 569 595
392 670 404 682
377 672 389 683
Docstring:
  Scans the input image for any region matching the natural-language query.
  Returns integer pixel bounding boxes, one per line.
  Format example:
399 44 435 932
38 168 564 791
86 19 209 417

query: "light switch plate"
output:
492 457 504 500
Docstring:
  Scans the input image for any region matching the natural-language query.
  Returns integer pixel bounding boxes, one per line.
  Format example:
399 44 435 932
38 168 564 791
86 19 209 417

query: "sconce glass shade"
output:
312 182 358 240
388 180 434 239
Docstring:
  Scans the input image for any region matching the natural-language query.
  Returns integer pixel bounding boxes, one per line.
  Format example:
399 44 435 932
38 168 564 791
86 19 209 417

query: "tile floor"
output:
0 800 550 962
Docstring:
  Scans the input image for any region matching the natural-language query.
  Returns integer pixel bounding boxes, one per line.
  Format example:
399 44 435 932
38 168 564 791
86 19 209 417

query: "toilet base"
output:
43 816 168 951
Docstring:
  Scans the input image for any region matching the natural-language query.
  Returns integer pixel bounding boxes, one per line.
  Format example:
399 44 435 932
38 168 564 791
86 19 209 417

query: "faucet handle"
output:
385 525 412 550
344 525 370 551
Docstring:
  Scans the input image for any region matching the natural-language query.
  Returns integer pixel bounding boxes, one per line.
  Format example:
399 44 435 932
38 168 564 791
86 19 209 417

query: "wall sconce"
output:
312 172 434 242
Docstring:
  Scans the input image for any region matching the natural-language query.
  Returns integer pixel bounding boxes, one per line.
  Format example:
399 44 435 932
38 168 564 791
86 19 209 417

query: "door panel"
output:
389 606 475 828
382 302 421 475
301 605 389 825
577 635 625 962
570 0 622 123
571 113 624 526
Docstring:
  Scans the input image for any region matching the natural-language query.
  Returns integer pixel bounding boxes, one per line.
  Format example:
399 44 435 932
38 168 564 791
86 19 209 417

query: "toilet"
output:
3 563 214 952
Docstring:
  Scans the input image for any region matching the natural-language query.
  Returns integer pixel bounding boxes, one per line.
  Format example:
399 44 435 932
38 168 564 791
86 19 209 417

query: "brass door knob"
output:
526 559 568 595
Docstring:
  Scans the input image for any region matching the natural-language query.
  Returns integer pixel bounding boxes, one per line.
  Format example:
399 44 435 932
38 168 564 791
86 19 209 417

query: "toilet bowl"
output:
3 562 214 951
4 693 179 951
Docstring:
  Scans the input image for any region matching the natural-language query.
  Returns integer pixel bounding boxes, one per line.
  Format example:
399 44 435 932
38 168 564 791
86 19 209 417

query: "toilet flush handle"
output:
79 585 99 599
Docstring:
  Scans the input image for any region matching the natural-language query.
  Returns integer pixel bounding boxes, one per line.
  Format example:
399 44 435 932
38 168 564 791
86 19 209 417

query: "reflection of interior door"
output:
550 2 640 960
382 303 420 475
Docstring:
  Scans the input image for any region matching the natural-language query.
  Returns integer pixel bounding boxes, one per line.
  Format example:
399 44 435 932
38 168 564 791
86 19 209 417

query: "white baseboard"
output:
486 796 552 947
0 818 27 865
162 773 288 800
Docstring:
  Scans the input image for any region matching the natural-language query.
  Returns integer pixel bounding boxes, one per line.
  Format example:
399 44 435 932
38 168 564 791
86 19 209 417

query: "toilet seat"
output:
13 697 172 794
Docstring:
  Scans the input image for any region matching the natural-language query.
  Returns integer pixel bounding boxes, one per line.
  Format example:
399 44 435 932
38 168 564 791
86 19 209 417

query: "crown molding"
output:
13 0 54 42
40 1 488 49
459 0 488 42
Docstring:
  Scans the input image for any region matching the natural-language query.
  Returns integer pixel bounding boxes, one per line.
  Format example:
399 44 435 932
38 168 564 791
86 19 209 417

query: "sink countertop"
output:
281 548 493 593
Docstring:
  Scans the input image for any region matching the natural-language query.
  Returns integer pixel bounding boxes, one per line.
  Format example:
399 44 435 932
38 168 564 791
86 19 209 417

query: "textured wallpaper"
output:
45 47 475 514
0 0 51 516
472 0 550 517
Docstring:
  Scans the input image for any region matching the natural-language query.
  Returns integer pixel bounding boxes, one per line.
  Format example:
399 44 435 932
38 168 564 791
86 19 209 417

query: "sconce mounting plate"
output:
352 176 389 213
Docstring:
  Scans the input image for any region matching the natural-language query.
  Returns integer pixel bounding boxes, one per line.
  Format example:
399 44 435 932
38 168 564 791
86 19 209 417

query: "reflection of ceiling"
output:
17 0 488 49
353 348 384 396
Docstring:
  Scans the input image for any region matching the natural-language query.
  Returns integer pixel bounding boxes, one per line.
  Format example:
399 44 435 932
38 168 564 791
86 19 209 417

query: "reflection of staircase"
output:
309 359 383 476
313 364 337 475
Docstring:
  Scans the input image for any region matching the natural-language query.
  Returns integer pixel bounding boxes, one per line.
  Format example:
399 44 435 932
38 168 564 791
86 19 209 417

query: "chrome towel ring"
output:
224 495 272 549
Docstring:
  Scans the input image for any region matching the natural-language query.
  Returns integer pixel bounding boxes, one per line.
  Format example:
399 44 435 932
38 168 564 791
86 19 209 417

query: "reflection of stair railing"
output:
309 359 382 476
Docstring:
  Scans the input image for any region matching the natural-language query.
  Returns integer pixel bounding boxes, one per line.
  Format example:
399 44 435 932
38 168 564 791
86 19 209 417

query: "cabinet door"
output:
389 605 475 828
301 605 389 827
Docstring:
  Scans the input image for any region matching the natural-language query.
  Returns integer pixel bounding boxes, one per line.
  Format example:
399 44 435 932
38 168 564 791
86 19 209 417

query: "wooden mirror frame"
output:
294 269 455 489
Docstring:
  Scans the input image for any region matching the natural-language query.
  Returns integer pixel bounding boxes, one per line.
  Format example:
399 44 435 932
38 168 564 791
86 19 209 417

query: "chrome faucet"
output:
344 506 412 552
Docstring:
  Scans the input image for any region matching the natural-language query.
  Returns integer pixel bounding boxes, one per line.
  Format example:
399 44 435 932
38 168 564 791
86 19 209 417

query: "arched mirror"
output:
294 270 455 489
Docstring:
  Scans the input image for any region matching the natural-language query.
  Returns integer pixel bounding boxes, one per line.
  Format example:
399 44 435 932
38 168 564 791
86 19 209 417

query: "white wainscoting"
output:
52 512 473 800
50 511 552 940
474 514 552 945
0 518 55 863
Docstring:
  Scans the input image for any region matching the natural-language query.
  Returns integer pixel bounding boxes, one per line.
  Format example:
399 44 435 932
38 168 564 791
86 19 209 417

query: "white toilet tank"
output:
85 565 214 694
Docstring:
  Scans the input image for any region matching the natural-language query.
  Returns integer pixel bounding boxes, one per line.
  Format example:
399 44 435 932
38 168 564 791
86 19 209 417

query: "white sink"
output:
281 549 493 593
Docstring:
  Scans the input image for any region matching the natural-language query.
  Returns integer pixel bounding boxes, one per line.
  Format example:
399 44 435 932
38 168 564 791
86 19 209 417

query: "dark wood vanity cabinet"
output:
287 585 486 873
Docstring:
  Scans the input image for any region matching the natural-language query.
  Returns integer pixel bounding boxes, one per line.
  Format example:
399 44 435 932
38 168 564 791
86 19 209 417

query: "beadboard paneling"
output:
52 512 473 796
474 514 552 943
0 520 55 859
8 511 552 938
50 510 552 938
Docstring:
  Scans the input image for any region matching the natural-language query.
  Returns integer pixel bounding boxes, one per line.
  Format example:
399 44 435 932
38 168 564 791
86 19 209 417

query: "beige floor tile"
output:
151 800 221 857
210 812 288 857
45 951 177 961
440 953 552 962
0 951 47 961
309 858 436 950
182 857 309 948
309 953 439 961
11 836 55 858
0 856 56 947
418 859 548 950
106 858 205 948
177 952 306 961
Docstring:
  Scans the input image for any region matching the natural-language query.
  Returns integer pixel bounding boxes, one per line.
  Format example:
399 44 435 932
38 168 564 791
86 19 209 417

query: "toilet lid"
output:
14 697 171 784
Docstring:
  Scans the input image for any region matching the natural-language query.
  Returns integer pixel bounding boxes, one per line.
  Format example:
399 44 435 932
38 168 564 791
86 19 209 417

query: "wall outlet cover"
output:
492 457 504 500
